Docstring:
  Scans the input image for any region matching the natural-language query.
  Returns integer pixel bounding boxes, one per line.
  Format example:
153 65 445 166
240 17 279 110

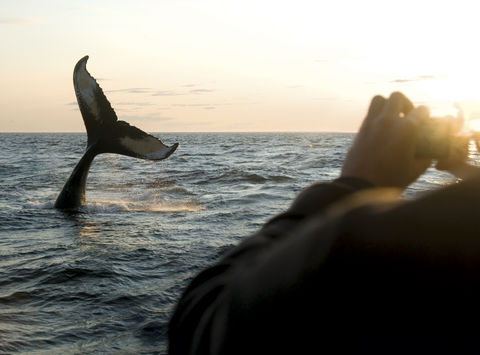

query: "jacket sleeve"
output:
167 177 374 355
168 174 480 354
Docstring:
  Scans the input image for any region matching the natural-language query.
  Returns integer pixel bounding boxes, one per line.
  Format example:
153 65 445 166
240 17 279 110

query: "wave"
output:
25 200 55 209
84 197 203 213
196 170 267 184
23 189 202 213
268 174 294 182
40 266 117 285
196 169 295 185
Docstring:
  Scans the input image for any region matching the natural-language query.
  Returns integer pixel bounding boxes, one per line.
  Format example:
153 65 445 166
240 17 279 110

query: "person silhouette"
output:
169 92 480 355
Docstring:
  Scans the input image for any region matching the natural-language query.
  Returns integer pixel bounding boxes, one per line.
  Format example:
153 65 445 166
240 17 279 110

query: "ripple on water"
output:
1 132 457 353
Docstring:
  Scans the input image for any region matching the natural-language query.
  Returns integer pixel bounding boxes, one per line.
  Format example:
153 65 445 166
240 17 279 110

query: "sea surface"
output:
0 132 460 354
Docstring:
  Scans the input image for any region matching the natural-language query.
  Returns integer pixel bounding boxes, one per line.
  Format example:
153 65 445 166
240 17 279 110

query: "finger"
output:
381 92 414 117
402 106 429 145
361 95 386 129
367 95 386 117
398 106 430 154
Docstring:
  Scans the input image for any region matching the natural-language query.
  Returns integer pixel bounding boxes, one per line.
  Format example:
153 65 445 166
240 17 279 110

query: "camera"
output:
415 115 463 159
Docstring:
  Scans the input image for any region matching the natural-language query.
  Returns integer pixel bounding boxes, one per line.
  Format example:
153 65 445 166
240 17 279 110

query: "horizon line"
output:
0 130 357 134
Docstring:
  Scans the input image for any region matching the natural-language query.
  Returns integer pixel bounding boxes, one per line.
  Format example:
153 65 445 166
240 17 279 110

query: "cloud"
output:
391 75 441 83
106 88 154 94
152 90 183 96
391 79 414 83
418 75 438 80
170 102 234 109
106 87 214 96
0 17 40 25
189 89 214 94
120 114 174 122
66 100 155 110
168 103 217 110
173 120 213 127
171 103 208 107
116 101 155 107
108 87 185 96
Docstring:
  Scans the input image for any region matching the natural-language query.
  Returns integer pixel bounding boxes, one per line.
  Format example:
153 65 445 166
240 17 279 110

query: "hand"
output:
436 134 480 179
341 92 432 189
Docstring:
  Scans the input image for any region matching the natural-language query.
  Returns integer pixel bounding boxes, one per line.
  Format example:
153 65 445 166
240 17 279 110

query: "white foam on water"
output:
84 197 203 213
24 194 202 214
25 200 55 210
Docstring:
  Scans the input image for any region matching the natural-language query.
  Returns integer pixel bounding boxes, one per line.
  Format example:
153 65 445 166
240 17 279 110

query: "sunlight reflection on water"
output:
0 132 464 353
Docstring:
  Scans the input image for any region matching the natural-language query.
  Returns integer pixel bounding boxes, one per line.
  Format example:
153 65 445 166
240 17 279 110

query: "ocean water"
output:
0 132 458 354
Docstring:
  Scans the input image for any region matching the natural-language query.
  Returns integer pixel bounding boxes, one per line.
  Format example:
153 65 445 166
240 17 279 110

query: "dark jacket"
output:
169 176 480 354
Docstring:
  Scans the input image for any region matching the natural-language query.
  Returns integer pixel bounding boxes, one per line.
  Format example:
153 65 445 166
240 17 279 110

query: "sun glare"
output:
467 118 480 133
3 0 480 132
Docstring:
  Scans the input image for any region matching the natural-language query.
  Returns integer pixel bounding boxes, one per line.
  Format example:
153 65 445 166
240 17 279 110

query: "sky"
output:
2 0 480 132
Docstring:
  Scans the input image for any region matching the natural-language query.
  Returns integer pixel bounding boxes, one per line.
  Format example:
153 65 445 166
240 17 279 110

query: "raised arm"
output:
168 93 480 354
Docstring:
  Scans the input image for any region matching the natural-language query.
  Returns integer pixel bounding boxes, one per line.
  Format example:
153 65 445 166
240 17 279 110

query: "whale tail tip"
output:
73 55 179 160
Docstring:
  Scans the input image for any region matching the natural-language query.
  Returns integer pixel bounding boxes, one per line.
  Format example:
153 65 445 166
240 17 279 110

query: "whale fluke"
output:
54 56 179 210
